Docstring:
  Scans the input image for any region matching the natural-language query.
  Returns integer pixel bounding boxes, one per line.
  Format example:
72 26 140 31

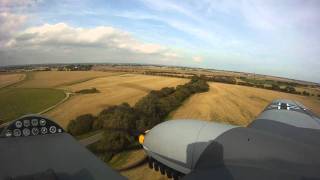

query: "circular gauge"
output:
31 119 39 126
5 130 12 137
49 126 57 134
22 128 31 136
41 127 48 134
31 128 39 135
13 129 22 137
23 119 30 127
15 121 22 128
39 119 46 126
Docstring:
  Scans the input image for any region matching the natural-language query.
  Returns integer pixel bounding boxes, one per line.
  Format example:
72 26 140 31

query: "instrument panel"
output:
0 115 64 138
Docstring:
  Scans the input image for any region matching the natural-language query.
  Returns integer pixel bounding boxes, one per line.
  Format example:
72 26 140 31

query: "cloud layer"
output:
0 0 319 82
0 12 26 45
6 23 166 54
1 22 183 66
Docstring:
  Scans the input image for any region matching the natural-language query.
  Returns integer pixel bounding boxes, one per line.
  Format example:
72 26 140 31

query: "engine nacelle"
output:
141 119 320 179
142 120 237 174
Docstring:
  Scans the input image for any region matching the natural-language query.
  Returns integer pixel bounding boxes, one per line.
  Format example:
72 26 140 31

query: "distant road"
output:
79 132 103 146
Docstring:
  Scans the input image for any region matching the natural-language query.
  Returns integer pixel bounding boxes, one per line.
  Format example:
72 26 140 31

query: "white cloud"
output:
7 23 166 54
0 13 26 47
0 0 40 13
192 56 203 63
0 0 39 47
1 22 184 66
163 52 180 58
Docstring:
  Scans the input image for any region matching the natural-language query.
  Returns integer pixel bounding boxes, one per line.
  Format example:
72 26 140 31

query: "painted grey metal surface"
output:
254 99 320 129
255 110 320 129
249 118 320 148
144 99 320 179
185 126 320 179
0 115 124 180
143 120 237 174
0 133 124 180
186 99 320 179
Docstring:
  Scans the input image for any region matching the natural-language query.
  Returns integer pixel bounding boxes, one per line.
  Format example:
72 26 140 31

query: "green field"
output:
0 88 65 123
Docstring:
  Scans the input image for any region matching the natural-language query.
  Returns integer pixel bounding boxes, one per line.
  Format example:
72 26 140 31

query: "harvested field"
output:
0 73 25 88
46 74 188 128
18 71 119 88
170 83 320 126
115 82 320 180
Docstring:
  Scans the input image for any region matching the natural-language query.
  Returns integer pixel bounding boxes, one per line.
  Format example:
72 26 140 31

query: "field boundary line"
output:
0 73 27 89
0 91 72 128
38 91 73 115
56 72 127 88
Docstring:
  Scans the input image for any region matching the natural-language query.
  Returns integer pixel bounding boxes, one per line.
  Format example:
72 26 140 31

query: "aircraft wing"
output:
140 99 320 180
248 99 320 147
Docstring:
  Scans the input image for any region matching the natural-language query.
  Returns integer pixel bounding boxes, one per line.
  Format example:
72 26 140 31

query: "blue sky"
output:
0 0 319 82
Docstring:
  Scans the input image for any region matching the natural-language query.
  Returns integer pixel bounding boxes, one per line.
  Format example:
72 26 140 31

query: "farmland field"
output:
0 73 25 88
0 88 65 123
120 82 320 180
46 74 188 128
17 71 118 88
171 82 320 126
1 70 320 180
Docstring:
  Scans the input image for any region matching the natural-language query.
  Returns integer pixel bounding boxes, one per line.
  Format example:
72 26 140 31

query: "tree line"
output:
58 64 93 71
143 72 316 96
67 76 209 160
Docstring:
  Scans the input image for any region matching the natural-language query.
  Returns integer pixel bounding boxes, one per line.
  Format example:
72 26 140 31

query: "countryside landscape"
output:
1 63 319 179
1 1 320 178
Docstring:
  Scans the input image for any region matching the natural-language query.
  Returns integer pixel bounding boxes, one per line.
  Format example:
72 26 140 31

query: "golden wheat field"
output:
0 73 25 88
18 71 119 88
171 82 320 126
2 70 320 180
121 82 320 180
45 74 188 127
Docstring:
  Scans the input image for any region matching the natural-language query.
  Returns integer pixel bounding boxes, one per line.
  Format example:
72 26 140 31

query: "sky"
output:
0 0 319 82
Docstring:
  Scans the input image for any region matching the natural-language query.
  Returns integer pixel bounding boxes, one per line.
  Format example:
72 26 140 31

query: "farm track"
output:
38 92 72 115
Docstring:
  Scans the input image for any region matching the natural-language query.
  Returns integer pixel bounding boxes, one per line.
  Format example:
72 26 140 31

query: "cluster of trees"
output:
144 71 194 79
145 72 316 97
239 77 305 87
145 71 195 76
67 114 96 136
236 77 317 96
67 76 209 159
75 87 100 94
237 81 303 95
201 75 237 84
58 64 93 71
135 76 209 131
302 91 310 96
144 72 315 97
